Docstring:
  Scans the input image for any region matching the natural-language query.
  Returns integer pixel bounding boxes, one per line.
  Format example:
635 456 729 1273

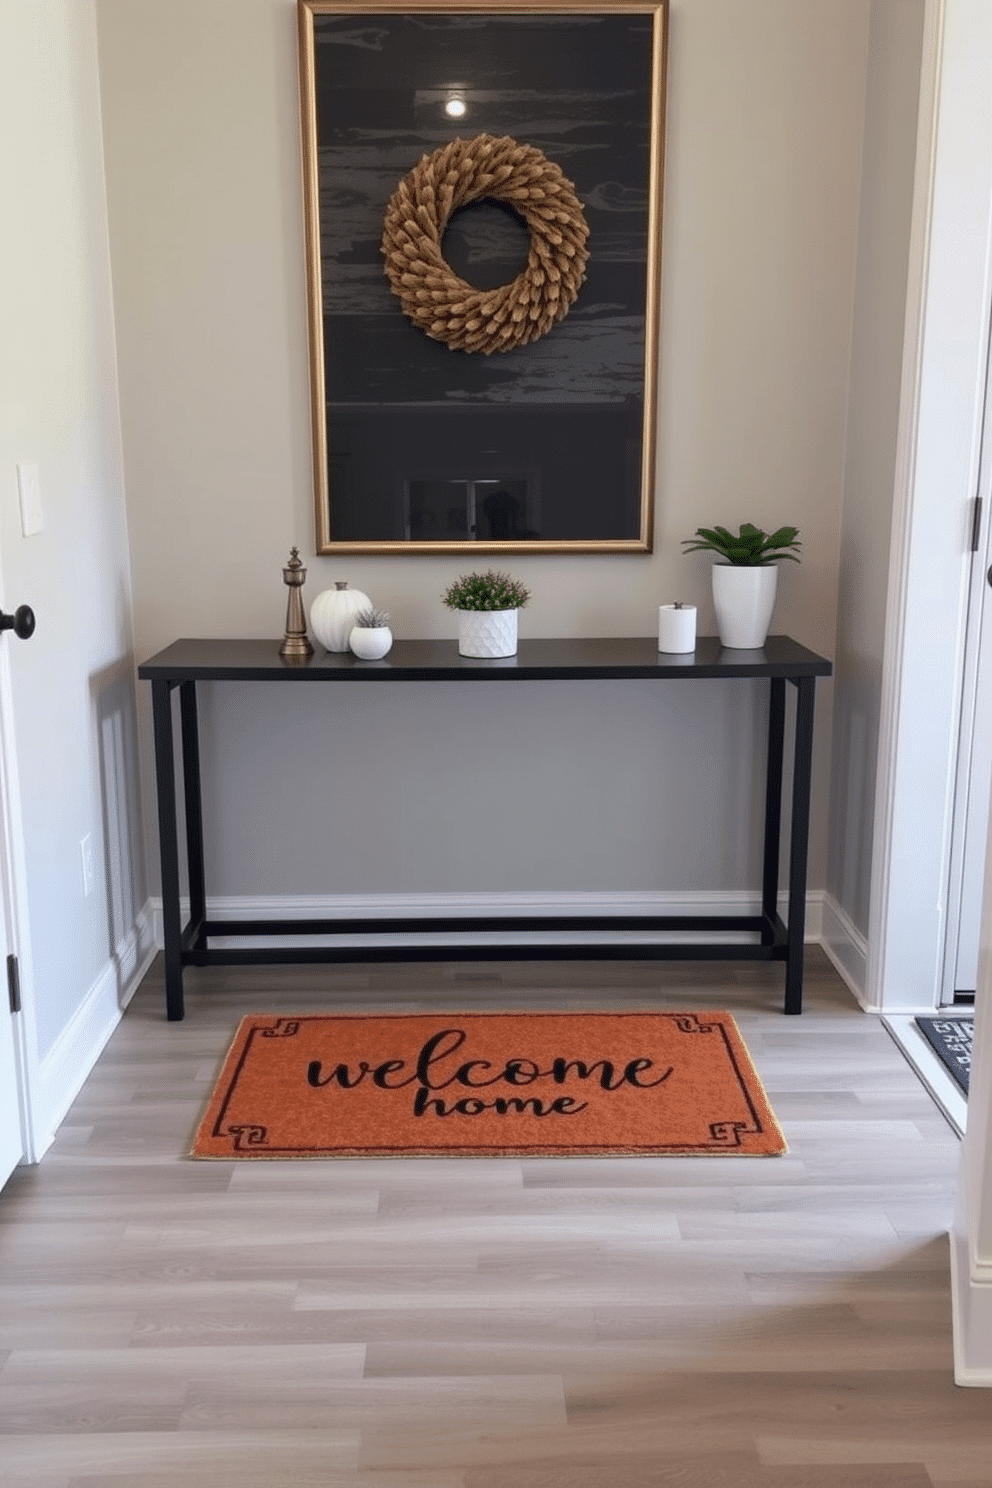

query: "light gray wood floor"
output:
1 950 989 1486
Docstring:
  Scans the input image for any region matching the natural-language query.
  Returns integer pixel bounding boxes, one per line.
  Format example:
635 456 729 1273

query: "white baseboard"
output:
151 889 825 949
822 894 946 1016
31 901 157 1154
819 892 869 1006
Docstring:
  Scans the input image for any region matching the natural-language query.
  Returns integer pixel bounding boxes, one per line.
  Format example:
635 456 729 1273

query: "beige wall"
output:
827 0 926 945
97 0 871 902
0 1 145 1075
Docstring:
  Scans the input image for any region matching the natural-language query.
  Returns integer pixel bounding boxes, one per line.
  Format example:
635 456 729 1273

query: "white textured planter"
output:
457 608 518 658
349 626 393 660
712 564 778 649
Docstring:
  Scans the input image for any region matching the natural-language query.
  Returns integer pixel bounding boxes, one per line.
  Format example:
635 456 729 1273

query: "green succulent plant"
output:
441 570 531 611
352 607 391 629
681 523 801 565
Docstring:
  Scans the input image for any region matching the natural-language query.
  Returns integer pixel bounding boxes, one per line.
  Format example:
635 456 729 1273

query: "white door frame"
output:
0 572 41 1166
942 364 992 1003
868 0 992 1014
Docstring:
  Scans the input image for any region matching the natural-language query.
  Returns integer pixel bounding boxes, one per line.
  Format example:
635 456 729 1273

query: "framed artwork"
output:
298 1 668 553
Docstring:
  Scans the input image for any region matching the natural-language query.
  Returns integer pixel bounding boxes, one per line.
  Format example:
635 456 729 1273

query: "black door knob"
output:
0 605 36 640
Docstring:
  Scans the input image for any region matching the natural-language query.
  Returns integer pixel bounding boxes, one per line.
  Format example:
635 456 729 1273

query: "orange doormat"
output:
191 1011 786 1159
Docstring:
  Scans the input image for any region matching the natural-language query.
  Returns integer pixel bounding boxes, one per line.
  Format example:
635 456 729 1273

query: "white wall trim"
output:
821 898 953 1016
869 0 992 1014
28 900 157 1156
863 0 992 1384
0 559 43 1166
951 1221 992 1385
820 892 870 1008
150 889 825 949
864 0 942 1015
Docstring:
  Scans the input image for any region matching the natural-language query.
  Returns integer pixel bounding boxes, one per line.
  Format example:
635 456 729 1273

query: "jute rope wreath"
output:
381 133 590 354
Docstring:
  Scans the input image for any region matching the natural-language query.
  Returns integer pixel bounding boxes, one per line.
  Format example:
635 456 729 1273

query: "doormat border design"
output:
191 1010 787 1160
915 1015 973 1095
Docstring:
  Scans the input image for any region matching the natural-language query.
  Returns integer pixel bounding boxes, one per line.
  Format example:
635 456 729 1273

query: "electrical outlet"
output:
80 835 94 898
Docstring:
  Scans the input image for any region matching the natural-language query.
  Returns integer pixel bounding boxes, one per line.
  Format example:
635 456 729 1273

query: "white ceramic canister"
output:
658 603 697 653
309 581 372 652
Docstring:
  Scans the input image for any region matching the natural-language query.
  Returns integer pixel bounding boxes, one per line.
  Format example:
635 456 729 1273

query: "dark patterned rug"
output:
915 1016 973 1095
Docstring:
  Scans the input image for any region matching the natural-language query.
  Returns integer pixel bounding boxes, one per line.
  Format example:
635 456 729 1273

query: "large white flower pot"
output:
457 608 518 658
712 564 778 649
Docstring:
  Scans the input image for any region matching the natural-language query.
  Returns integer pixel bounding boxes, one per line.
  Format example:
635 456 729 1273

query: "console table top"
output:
139 635 832 683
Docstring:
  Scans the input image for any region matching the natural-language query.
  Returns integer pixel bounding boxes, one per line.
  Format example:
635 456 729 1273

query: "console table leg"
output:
151 679 185 1021
762 678 786 943
784 675 817 1014
180 682 206 937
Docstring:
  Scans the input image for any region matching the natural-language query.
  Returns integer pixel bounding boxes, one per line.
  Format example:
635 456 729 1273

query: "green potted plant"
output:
681 523 801 649
441 570 531 658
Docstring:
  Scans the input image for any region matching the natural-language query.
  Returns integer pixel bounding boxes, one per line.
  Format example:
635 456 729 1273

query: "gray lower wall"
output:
193 676 779 897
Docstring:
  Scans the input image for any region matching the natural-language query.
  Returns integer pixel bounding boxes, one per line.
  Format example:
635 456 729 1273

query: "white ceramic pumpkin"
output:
309 581 372 652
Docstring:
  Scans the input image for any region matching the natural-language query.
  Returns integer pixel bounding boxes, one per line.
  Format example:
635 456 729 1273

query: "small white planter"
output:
349 625 393 660
712 564 778 649
457 608 518 658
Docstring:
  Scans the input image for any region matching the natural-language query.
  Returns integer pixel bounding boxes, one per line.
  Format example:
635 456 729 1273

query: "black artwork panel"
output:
310 9 657 544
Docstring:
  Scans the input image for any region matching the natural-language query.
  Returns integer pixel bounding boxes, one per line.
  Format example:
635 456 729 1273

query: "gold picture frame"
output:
298 0 668 553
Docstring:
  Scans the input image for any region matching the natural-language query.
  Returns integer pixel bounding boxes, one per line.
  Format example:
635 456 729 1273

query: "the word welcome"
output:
306 1026 673 1119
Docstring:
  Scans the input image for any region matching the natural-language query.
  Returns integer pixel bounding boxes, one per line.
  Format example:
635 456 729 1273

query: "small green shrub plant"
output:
441 570 531 611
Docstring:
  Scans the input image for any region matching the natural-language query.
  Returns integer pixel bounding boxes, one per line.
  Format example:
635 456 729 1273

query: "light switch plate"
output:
16 462 43 536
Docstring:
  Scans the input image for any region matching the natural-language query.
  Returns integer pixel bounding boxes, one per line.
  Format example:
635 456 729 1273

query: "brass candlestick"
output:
279 547 314 660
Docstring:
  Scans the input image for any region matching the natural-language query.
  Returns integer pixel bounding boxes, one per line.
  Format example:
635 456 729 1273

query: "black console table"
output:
139 636 831 1020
